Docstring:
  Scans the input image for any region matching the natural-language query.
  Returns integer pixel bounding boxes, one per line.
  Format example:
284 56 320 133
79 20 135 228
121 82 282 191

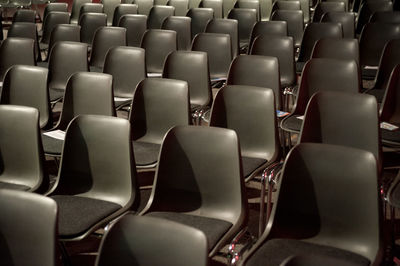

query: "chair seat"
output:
246 238 370 266
133 141 161 167
366 88 385 103
41 132 63 156
242 156 267 179
0 181 30 191
280 115 303 133
51 195 121 238
381 127 400 147
147 212 232 250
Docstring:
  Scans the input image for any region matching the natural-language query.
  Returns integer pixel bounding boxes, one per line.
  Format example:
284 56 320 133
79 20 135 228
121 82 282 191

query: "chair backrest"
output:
141 29 177 73
163 50 212 108
227 54 282 109
223 0 235 17
12 9 36 23
0 37 35 80
43 2 68 22
79 3 104 20
250 35 295 90
48 41 89 93
210 85 280 162
119 14 148 47
187 7 214 39
270 10 303 47
102 0 122 25
47 24 81 56
321 11 355 38
96 215 208 266
200 0 223 18
356 0 393 34
234 0 260 20
148 5 175 29
297 22 343 63
0 189 57 266
57 72 115 130
189 0 202 8
162 16 192 50
104 46 146 98
259 0 272 21
90 26 127 69
0 105 48 192
312 1 345 22
272 0 301 13
112 3 138 25
370 10 400 23
41 11 71 45
141 125 247 254
381 64 400 124
168 0 189 15
191 32 232 79
7 22 40 62
227 8 257 45
129 78 190 143
311 38 360 67
1 65 50 129
79 12 108 44
248 20 287 49
326 0 349 10
205 18 239 57
133 0 154 15
71 0 92 24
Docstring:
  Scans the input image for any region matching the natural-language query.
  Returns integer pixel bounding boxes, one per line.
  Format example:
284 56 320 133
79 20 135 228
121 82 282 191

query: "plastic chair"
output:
312 1 345 22
270 10 303 48
370 11 400 23
12 9 36 23
200 0 223 18
134 0 154 15
162 16 192 50
248 20 288 50
272 0 301 13
205 18 239 57
45 24 81 62
223 0 235 17
39 11 70 50
42 2 68 23
102 0 122 25
7 22 40 62
356 0 393 34
187 7 214 39
321 11 355 38
112 3 138 25
70 0 91 24
234 0 260 20
79 3 104 20
259 0 272 20
311 38 360 67
227 8 257 50
168 0 189 15
79 12 108 45
119 14 147 47
148 5 175 29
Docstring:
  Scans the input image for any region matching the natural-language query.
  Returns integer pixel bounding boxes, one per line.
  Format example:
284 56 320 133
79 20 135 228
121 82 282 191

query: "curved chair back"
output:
79 3 104 19
356 0 393 34
134 0 154 15
227 8 257 46
41 11 71 45
162 16 192 50
102 0 122 25
200 0 223 18
370 11 400 23
321 11 355 38
187 7 214 39
168 0 189 15
312 1 345 22
148 5 175 29
12 9 36 23
112 3 138 25
311 38 359 66
270 10 303 47
381 64 400 125
272 0 301 13
119 14 148 47
70 0 92 24
235 0 260 20
43 2 68 23
205 18 239 57
79 12 108 45
7 22 40 62
48 24 81 56
249 20 287 49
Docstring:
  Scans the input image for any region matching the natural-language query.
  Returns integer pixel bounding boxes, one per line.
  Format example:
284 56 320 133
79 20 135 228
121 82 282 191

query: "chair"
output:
148 5 175 29
162 16 192 50
39 11 70 51
129 78 190 168
141 29 177 75
205 18 239 57
200 0 223 18
321 11 355 38
259 0 272 20
234 0 260 20
47 114 139 243
79 12 108 45
296 22 343 73
168 0 189 15
96 215 208 266
42 72 115 157
12 9 36 23
240 143 382 266
102 0 122 25
1 65 51 129
270 10 303 48
210 85 281 182
89 26 127 71
370 11 400 23
248 20 288 50
7 22 40 62
119 14 148 47
79 3 104 19
226 54 282 110
312 1 345 22
0 189 57 266
311 38 360 67
191 32 232 81
112 3 138 25
42 2 68 23
140 125 248 257
271 0 301 13
103 46 146 109
0 105 48 193
223 0 235 17
187 7 214 39
227 8 257 50
0 38 36 81
70 0 92 24
47 41 89 104
189 0 201 8
134 0 154 15
356 0 393 34
359 22 400 80
280 58 360 134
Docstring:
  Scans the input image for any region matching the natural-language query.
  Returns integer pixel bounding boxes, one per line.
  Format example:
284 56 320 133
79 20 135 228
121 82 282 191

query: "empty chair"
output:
189 0 202 8
42 2 68 23
356 0 393 34
0 106 48 193
129 78 190 168
12 9 36 23
321 11 355 38
103 46 146 109
1 65 51 129
42 72 115 157
46 24 81 61
79 13 108 45
210 85 281 182
0 38 35 81
47 114 139 243
228 8 257 50
272 0 301 13
168 0 189 15
119 14 147 46
326 0 349 10
134 0 154 15
296 22 343 73
112 3 138 25
271 10 303 48
235 0 260 20
103 0 122 25
96 215 208 266
141 29 177 75
240 143 382 266
47 42 89 103
162 16 192 50
259 0 272 20
7 22 40 62
227 55 282 110
70 0 92 24
312 1 345 22
187 7 214 39
223 0 236 17
370 11 400 23
205 18 239 57
200 0 223 18
79 3 104 19
0 190 57 266
39 11 70 50
148 5 175 29
248 20 288 49
140 125 248 257
192 32 232 81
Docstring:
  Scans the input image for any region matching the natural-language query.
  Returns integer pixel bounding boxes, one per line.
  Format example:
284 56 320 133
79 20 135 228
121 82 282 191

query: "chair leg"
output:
227 227 255 265
59 242 72 266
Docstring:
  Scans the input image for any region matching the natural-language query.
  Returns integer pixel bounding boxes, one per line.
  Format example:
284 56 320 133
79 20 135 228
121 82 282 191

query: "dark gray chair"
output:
148 5 176 29
205 18 239 57
270 10 303 48
42 2 68 23
102 0 122 25
187 7 214 39
96 215 209 266
119 14 148 47
79 3 104 20
0 189 57 266
39 11 70 50
248 20 288 50
112 3 138 25
0 105 49 193
129 78 190 168
227 8 257 50
370 11 400 23
222 0 235 17
70 0 92 24
134 0 154 15
162 16 192 50
79 12 108 45
271 0 301 13
200 0 223 18
311 38 360 67
321 11 355 38
7 22 40 62
46 24 81 61
356 0 393 34
140 125 248 257
1 65 51 129
240 143 382 266
234 0 261 20
312 1 345 22
12 9 36 23
168 0 189 16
